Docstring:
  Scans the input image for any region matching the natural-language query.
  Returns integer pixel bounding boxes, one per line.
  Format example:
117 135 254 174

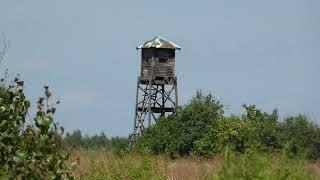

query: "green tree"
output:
280 115 320 159
63 129 128 151
139 91 224 158
242 105 281 151
64 129 83 147
194 115 257 156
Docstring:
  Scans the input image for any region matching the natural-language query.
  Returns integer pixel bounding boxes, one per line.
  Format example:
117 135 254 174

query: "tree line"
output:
62 130 128 151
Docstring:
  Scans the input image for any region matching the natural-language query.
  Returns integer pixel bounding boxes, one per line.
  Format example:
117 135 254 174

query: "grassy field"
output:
70 149 320 180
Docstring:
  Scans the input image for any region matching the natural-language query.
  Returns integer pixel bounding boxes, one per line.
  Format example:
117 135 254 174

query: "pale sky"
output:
0 0 319 136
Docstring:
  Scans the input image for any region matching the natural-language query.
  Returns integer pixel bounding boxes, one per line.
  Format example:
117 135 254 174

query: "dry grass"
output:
306 160 320 179
166 157 222 180
69 149 320 180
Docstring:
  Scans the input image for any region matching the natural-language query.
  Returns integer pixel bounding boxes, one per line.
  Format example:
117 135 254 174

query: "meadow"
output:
70 149 320 180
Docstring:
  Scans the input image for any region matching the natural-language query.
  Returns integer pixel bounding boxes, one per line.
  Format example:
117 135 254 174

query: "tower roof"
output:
137 36 181 50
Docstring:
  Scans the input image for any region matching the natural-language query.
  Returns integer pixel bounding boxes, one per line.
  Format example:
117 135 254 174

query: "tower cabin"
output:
137 36 181 85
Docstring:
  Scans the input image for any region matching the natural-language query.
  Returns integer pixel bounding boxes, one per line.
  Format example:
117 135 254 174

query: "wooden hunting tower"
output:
129 37 181 147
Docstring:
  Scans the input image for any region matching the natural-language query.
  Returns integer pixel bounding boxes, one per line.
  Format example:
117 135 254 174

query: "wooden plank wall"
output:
141 48 175 80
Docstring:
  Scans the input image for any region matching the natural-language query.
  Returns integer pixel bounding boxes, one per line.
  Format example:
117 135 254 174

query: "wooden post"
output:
148 57 154 128
161 85 165 117
133 78 139 133
175 79 178 107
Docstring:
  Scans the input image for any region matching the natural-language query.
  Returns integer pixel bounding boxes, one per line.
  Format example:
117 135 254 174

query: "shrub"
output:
194 116 257 156
139 92 319 159
280 115 320 159
242 105 281 152
139 91 224 158
0 77 74 179
0 77 30 176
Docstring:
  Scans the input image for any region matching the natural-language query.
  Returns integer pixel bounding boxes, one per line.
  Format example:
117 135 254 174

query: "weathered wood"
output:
141 48 175 79
139 77 177 85
175 81 178 107
147 58 154 128
137 107 175 113
130 46 180 148
133 78 139 130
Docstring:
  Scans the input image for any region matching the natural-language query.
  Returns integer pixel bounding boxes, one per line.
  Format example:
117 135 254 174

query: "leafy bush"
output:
194 116 257 156
280 115 320 159
0 77 74 179
139 91 320 159
242 104 281 152
0 77 30 176
139 91 224 158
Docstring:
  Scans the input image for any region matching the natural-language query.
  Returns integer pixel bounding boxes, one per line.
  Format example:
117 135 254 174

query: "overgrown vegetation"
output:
72 148 317 179
0 76 74 179
139 91 320 159
70 91 317 179
2 78 318 179
76 149 167 180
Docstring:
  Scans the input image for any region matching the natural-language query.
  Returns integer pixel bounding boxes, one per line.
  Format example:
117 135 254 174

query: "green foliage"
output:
139 91 224 158
280 115 320 159
76 149 316 180
194 116 257 156
80 149 167 180
0 78 30 176
63 130 128 151
242 104 281 151
216 147 314 180
139 91 320 159
0 77 74 179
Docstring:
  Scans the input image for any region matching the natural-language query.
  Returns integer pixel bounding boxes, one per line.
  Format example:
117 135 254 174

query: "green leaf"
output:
0 106 6 113
24 100 31 108
43 116 54 128
70 162 77 169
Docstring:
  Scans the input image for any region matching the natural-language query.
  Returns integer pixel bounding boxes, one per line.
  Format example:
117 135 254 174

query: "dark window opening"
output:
159 57 167 63
155 77 164 80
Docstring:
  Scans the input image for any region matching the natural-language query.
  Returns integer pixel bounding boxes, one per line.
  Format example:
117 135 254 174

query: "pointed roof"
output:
137 36 181 50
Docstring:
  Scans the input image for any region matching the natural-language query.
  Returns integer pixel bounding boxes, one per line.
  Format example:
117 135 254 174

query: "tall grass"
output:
216 148 314 180
71 149 318 180
74 149 168 180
